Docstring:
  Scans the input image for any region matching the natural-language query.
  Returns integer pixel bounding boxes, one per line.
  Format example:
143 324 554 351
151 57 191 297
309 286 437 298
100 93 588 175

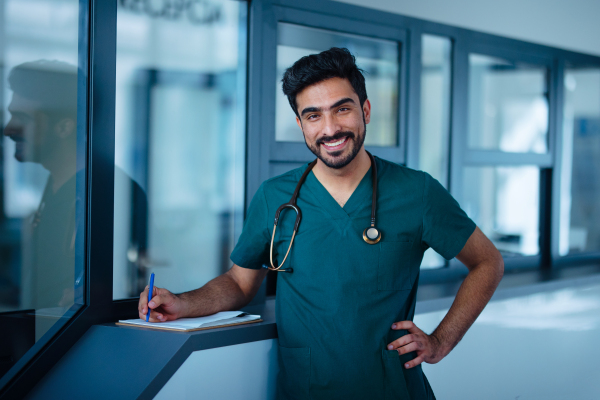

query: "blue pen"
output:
146 272 155 322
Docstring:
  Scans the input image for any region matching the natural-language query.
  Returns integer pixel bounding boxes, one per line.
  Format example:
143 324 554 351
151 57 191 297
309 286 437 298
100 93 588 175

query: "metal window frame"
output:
459 44 555 166
551 57 600 265
0 0 117 397
3 0 600 396
250 0 600 284
452 43 555 273
248 0 410 200
268 8 408 161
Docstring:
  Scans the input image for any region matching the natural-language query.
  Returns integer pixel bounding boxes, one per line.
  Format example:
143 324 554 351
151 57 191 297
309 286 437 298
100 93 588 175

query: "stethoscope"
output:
269 151 381 273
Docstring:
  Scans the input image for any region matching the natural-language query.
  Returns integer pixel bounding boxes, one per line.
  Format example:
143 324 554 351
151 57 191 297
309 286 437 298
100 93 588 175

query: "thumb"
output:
148 287 175 309
148 286 165 308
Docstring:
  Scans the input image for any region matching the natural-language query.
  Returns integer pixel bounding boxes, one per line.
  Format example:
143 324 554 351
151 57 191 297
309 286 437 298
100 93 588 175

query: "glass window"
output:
462 166 540 257
276 23 399 146
419 34 452 269
468 54 548 153
559 68 600 255
113 0 247 299
0 0 86 379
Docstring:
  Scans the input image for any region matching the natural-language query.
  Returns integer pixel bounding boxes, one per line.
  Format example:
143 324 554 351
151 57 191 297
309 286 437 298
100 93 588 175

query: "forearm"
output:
389 229 504 369
431 260 503 356
177 271 252 318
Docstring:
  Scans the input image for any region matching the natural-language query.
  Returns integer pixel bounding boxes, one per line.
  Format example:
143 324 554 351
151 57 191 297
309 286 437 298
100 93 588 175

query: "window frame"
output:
3 0 600 396
247 0 410 204
452 44 554 271
461 45 554 164
248 0 600 288
552 57 600 267
0 0 117 397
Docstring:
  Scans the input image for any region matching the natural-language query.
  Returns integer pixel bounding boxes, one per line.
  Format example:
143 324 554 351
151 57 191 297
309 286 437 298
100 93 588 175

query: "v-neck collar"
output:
304 162 373 225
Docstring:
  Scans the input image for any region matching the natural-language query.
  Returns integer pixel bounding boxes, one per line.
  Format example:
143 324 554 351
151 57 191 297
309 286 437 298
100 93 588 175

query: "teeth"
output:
323 137 347 147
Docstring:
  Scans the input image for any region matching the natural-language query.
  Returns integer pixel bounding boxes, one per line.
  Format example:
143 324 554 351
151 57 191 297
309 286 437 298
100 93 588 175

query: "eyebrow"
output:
7 109 25 117
300 97 356 117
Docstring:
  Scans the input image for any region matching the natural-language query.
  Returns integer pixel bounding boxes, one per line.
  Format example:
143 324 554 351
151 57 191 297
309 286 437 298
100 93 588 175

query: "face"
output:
295 77 370 169
4 93 48 162
4 92 73 164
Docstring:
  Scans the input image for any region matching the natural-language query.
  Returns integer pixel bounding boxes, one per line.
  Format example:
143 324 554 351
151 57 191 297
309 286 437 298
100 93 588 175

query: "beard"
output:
303 117 367 170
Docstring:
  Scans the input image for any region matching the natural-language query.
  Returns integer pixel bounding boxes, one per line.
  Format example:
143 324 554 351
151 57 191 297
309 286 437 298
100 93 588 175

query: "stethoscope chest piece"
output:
270 151 381 269
363 226 381 244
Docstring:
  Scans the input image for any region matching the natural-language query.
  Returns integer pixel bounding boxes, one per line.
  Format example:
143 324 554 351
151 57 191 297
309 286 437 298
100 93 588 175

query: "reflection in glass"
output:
559 68 600 255
0 0 85 380
462 167 539 256
419 35 452 269
276 23 399 146
468 54 548 153
114 0 246 299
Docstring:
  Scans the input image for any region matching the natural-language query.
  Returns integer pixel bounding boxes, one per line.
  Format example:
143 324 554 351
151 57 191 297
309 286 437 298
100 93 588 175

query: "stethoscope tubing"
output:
269 151 380 272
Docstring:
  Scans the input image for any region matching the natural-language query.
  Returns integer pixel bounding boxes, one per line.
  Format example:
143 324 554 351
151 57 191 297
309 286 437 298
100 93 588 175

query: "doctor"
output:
139 47 504 399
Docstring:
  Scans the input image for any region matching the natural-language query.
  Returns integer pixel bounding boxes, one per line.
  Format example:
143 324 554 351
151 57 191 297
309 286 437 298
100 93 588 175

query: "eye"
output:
10 112 33 124
307 114 318 120
338 107 349 112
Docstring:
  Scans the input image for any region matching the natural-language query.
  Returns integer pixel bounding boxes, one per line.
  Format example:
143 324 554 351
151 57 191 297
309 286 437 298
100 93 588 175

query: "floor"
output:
415 277 600 400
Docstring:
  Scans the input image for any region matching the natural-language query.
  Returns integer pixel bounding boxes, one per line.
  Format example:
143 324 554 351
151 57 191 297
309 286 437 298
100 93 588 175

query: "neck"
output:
43 155 76 194
313 147 371 195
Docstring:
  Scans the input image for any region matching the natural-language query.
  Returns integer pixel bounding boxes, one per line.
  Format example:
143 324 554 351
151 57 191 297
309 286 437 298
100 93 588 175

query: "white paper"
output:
118 311 260 331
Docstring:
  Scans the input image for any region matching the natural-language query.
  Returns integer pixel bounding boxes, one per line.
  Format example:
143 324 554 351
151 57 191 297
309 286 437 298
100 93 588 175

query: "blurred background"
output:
0 0 599 398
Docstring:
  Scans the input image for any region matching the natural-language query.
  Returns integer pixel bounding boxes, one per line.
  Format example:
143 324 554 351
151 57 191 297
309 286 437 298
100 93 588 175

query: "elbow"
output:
495 253 505 284
224 270 253 307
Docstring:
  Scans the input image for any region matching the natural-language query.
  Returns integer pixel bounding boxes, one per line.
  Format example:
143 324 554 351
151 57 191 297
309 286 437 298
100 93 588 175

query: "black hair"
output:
8 60 78 118
281 47 367 117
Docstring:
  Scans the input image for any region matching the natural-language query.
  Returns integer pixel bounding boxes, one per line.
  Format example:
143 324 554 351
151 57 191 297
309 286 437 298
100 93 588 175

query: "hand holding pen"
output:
139 274 185 322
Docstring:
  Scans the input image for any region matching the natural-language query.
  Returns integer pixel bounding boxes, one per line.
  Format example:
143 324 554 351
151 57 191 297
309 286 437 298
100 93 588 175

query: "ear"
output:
362 99 371 125
55 118 76 139
296 116 302 130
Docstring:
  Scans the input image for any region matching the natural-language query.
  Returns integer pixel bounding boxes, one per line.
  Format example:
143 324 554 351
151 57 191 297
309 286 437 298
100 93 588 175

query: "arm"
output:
138 264 268 322
387 227 504 368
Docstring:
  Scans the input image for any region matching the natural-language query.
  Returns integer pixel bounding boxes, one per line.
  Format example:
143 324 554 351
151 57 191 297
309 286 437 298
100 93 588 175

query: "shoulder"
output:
259 164 309 195
375 157 428 189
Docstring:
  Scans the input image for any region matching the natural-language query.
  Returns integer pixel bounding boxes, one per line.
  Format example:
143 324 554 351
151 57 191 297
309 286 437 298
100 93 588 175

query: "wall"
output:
334 0 600 56
154 339 278 400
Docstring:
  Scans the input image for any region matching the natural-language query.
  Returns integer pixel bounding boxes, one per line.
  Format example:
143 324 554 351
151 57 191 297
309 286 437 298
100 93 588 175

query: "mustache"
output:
6 133 26 142
316 131 355 146
4 127 25 141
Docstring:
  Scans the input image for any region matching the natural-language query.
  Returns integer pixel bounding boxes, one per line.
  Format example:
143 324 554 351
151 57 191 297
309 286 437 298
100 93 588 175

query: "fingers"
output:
138 309 167 322
388 321 444 367
391 320 422 334
387 334 417 350
397 341 420 356
138 285 168 321
147 287 169 309
404 355 424 369
138 285 149 317
138 286 177 322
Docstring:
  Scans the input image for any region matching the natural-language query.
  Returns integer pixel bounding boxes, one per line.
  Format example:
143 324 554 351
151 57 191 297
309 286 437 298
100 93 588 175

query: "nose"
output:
321 113 342 137
4 118 22 138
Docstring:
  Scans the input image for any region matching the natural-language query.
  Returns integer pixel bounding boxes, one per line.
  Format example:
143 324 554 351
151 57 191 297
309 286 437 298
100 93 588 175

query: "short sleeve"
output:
421 173 476 260
230 183 271 270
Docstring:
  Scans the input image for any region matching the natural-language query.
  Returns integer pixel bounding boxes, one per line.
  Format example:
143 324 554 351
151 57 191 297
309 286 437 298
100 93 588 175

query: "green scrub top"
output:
231 157 475 400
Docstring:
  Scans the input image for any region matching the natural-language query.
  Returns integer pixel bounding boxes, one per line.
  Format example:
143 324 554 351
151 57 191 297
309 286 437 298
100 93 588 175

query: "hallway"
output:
417 277 600 399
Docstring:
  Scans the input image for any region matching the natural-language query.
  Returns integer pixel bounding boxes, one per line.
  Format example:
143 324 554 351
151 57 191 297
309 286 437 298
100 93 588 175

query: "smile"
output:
322 136 348 149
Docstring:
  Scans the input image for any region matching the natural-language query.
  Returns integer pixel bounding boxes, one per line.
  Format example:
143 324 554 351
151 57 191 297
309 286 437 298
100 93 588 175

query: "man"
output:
5 61 147 311
139 48 504 399
4 61 82 310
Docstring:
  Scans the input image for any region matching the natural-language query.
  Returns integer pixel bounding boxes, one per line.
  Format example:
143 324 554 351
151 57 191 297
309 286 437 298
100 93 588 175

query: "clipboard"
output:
117 311 262 332
116 318 262 332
